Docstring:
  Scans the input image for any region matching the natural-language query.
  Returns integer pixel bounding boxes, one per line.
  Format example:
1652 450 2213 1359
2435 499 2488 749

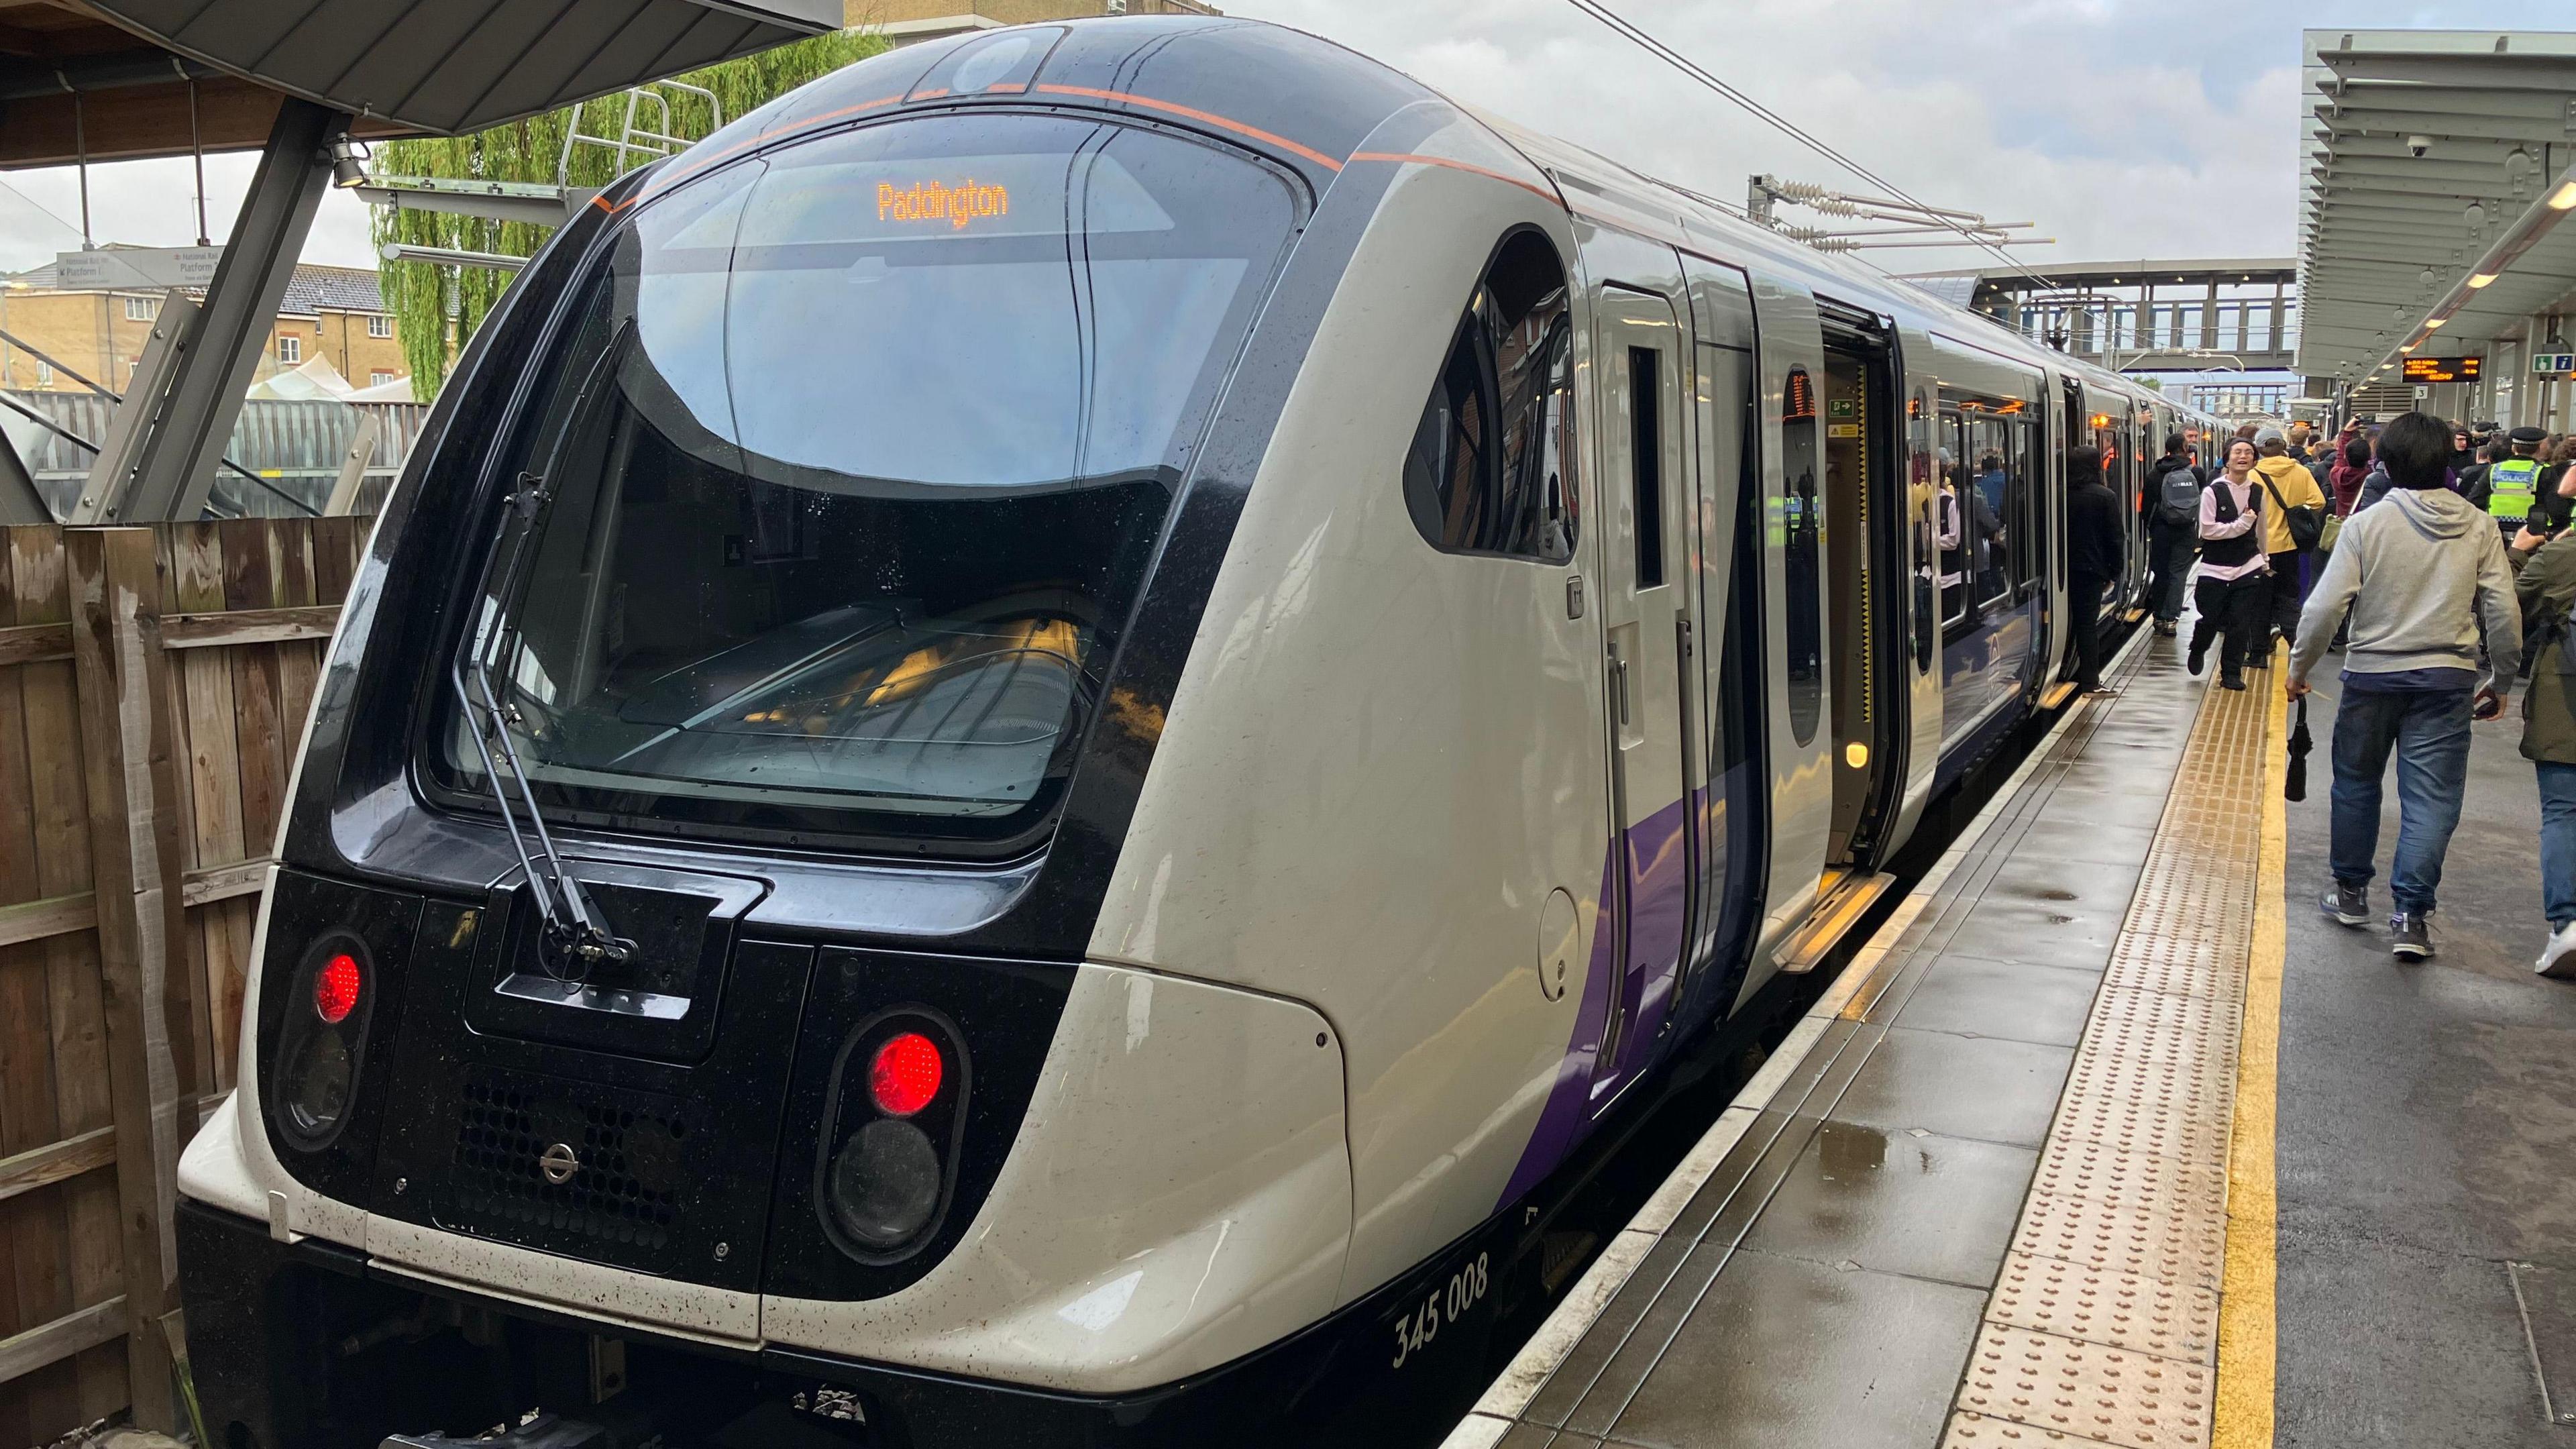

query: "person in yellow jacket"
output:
2251 424 2330 654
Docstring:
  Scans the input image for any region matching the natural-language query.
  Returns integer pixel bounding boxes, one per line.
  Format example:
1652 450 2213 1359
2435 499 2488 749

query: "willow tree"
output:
370 30 887 398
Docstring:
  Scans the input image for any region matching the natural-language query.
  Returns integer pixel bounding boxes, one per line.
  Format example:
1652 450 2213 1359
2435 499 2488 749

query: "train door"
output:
1587 278 1695 1106
1735 278 1832 1007
1675 252 1765 1033
1818 311 1907 867
2127 406 2152 610
2043 373 2082 692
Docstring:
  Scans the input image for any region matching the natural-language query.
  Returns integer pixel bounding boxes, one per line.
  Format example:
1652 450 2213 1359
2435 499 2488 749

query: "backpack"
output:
2156 462 2202 527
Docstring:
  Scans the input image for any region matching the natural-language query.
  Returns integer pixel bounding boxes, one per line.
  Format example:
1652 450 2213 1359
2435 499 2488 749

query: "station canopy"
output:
2298 28 2576 388
0 0 838 167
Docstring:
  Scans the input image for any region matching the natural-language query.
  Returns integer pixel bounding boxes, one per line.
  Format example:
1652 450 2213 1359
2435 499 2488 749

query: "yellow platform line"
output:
2215 682 2288 1448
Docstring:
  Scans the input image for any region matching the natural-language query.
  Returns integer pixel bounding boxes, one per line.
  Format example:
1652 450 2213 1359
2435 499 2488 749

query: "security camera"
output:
2406 135 2432 158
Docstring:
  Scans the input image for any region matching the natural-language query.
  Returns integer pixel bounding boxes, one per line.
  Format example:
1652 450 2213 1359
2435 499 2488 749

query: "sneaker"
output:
2220 673 2247 692
2538 921 2576 979
2390 912 2434 961
2155 620 2178 637
2187 639 2208 676
2322 882 2369 926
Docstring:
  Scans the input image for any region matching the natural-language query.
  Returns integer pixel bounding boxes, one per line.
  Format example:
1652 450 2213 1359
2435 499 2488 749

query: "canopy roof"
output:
0 0 837 168
2298 28 2576 385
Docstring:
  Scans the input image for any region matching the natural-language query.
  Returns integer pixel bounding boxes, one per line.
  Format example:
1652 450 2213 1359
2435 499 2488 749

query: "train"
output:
173 16 2218 1449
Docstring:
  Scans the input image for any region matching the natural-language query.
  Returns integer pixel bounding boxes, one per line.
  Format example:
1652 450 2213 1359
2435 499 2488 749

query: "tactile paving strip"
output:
1954 1325 2214 1449
2009 1191 2228 1291
1942 663 2273 1449
1987 1252 2220 1362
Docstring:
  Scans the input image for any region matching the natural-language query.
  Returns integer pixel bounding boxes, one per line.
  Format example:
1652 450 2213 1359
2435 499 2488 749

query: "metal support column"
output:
104 98 347 523
0 426 49 523
2201 279 2220 350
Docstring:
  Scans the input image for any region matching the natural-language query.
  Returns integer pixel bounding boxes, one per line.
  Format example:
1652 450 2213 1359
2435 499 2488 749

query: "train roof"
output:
665 15 2210 429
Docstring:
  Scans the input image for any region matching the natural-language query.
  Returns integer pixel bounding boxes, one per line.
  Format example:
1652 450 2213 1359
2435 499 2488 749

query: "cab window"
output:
1403 231 1578 564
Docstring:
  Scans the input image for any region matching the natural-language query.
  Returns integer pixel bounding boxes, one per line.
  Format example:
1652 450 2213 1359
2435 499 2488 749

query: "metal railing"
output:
555 80 726 188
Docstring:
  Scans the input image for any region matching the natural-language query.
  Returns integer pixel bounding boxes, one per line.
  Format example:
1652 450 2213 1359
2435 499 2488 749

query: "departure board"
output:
2402 356 2481 383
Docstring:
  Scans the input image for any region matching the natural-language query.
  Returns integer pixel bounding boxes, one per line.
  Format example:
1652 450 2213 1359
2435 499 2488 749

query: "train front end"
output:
169 23 1482 1448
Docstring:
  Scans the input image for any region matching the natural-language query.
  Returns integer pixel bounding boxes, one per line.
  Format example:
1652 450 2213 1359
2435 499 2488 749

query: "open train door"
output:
1583 264 1698 1112
2040 372 2085 697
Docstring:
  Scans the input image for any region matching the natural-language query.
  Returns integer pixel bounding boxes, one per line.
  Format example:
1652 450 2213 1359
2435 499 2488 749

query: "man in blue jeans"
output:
2288 411 2520 959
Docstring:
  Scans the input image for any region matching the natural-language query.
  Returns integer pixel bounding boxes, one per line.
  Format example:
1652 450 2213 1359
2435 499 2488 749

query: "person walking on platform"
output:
2457 434 2496 504
2146 433 2202 637
2067 445 2123 696
2190 438 2270 692
2468 426 2550 544
2540 436 2576 537
2253 425 2329 655
2304 429 2336 496
2506 518 2576 978
2289 412 2521 961
2329 433 2372 517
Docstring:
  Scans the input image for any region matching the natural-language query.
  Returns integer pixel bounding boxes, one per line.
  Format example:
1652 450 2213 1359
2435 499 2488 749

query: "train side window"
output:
2010 419 2043 596
1780 365 1823 745
1969 419 2011 611
1402 231 1577 564
1937 412 1970 628
1629 347 1665 588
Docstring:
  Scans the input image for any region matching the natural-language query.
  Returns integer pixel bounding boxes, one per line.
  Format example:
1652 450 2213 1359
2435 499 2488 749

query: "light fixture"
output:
2424 317 2447 328
2402 343 2418 353
2469 273 2499 288
2553 180 2576 211
329 137 370 190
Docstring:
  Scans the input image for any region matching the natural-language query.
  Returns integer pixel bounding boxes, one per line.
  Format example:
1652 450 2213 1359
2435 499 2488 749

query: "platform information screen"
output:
2402 356 2480 384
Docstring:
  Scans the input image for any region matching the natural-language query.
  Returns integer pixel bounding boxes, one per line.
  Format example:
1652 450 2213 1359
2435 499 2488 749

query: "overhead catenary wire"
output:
1561 0 2060 290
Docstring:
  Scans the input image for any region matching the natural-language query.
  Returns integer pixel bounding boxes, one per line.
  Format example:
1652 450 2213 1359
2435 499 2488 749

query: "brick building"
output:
847 0 1220 44
0 256 408 395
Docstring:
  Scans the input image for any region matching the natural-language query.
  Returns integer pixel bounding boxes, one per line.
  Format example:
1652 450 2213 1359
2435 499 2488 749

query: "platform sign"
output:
2534 352 2576 376
51 246 221 290
2402 356 2479 384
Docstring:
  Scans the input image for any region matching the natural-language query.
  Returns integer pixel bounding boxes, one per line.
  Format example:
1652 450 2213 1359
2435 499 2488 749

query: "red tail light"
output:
869 1032 943 1117
314 952 362 1024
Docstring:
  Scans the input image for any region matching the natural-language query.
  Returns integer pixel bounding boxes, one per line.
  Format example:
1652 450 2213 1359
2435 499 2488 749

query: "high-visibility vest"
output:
2489 456 2543 523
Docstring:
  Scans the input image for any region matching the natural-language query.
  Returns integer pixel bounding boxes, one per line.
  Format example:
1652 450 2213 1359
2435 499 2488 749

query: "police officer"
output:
2473 425 2551 543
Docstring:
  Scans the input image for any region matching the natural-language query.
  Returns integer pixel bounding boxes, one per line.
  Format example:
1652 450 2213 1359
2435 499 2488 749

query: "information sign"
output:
51 247 221 289
2533 352 2576 376
2402 356 2479 384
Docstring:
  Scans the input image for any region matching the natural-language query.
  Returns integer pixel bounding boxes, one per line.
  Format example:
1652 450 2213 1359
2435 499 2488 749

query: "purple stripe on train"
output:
1497 788 1695 1205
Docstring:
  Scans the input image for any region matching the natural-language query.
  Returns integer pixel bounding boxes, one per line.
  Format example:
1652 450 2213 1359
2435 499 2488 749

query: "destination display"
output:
2402 356 2480 384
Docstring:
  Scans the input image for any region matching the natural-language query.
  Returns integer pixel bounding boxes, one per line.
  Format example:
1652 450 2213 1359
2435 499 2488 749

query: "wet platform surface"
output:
2275 665 2576 1448
1446 625 2576 1449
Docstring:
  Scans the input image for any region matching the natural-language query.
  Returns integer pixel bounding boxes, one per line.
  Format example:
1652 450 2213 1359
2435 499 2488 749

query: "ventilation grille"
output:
449 1071 690 1251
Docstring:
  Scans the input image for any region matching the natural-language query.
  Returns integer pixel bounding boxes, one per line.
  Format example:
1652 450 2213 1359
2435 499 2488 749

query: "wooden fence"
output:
0 519 367 1446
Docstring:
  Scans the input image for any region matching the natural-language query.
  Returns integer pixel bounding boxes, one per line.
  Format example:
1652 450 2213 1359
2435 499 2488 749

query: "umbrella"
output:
2285 696 2312 802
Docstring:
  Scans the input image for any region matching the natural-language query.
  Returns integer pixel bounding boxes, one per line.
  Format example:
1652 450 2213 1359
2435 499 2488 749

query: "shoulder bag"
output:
2262 476 2326 553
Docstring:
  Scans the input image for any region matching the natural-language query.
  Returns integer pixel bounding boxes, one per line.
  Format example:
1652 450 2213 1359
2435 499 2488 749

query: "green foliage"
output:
370 29 887 398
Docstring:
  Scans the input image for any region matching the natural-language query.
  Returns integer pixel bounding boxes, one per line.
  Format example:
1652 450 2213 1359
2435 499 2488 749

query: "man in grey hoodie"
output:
2289 411 2522 960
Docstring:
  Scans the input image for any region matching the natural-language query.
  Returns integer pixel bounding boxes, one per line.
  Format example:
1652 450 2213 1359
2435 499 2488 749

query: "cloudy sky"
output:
0 1 2563 278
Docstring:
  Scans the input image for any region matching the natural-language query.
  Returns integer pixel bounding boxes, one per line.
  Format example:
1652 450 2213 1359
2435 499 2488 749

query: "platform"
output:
1445 625 2576 1448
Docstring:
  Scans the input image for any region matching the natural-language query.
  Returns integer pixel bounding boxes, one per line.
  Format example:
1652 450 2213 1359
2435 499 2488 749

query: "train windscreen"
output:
432 113 1299 849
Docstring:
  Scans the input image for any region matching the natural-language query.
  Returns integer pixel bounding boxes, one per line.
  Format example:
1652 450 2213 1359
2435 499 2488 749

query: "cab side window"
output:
1403 231 1578 564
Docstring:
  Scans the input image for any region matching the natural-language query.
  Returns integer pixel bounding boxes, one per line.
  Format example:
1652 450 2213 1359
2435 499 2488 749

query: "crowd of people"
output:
2145 409 2576 977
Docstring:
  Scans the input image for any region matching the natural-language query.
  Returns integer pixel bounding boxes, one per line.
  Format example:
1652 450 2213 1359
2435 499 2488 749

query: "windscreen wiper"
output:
451 474 634 981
